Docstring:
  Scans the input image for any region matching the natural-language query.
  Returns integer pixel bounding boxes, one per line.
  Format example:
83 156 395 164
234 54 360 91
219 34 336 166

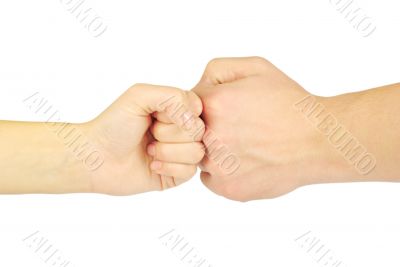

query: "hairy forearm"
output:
0 121 91 193
315 83 400 183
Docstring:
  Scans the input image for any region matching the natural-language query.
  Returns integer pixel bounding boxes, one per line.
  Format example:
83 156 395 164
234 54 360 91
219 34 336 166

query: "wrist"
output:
298 93 376 186
59 122 102 193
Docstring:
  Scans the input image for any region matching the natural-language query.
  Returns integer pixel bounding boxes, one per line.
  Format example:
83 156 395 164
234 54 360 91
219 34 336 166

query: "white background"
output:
0 0 399 266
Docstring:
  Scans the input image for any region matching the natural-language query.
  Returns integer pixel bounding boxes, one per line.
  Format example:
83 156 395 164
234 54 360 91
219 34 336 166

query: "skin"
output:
180 56 399 202
0 84 205 195
1 57 399 201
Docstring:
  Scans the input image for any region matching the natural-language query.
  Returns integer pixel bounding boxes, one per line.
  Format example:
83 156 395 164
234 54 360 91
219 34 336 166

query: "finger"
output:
199 146 241 177
198 154 215 173
150 161 198 181
199 171 225 197
198 153 226 177
193 56 271 88
159 175 190 190
147 142 205 164
159 175 176 190
154 90 203 124
122 84 200 128
150 120 205 143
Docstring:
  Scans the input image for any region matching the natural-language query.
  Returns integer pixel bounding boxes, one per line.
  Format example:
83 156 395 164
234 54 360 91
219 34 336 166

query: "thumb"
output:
154 90 203 124
124 83 202 128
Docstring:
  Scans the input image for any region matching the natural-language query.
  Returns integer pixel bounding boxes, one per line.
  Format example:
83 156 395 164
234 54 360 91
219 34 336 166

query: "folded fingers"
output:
147 142 205 164
150 119 205 143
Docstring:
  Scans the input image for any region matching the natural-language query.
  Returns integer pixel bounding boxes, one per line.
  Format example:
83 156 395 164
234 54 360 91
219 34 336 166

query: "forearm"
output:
0 121 91 194
315 83 400 183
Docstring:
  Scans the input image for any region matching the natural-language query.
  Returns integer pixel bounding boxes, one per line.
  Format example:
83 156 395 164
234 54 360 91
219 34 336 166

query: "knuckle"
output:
155 143 167 159
190 119 205 141
206 58 222 69
161 163 173 174
204 90 231 112
188 165 198 177
163 91 186 117
187 91 203 115
192 142 206 163
181 165 197 180
175 90 188 105
221 185 248 202
151 123 162 140
199 156 212 172
249 56 271 71
159 124 171 141
173 91 191 122
205 58 226 75
204 176 234 199
249 56 268 63
202 93 220 112
128 83 147 93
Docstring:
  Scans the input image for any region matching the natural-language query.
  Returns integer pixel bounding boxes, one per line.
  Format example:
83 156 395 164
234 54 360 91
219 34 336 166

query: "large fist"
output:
193 57 327 201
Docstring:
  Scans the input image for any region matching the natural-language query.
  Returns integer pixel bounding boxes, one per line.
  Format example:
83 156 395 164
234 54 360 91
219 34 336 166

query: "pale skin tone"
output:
0 84 205 195
0 57 399 201
188 57 400 201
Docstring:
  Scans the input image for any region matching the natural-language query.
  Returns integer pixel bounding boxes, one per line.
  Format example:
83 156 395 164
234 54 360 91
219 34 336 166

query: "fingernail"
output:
182 111 195 130
147 143 156 156
150 161 162 171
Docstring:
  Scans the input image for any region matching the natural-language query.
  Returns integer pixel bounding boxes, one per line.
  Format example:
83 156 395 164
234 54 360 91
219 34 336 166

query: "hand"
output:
192 57 328 201
82 84 205 195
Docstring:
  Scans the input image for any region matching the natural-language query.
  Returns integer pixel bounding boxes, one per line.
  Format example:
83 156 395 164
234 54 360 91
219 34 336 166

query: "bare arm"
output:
0 84 205 195
318 83 400 183
0 121 90 193
192 57 400 201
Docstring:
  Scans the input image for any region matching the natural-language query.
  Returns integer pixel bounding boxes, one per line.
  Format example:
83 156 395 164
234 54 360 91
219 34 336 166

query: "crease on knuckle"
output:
179 165 197 180
155 143 166 159
193 142 206 163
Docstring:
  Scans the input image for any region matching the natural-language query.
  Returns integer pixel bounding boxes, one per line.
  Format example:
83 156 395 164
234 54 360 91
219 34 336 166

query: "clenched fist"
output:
83 84 205 195
193 57 329 201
